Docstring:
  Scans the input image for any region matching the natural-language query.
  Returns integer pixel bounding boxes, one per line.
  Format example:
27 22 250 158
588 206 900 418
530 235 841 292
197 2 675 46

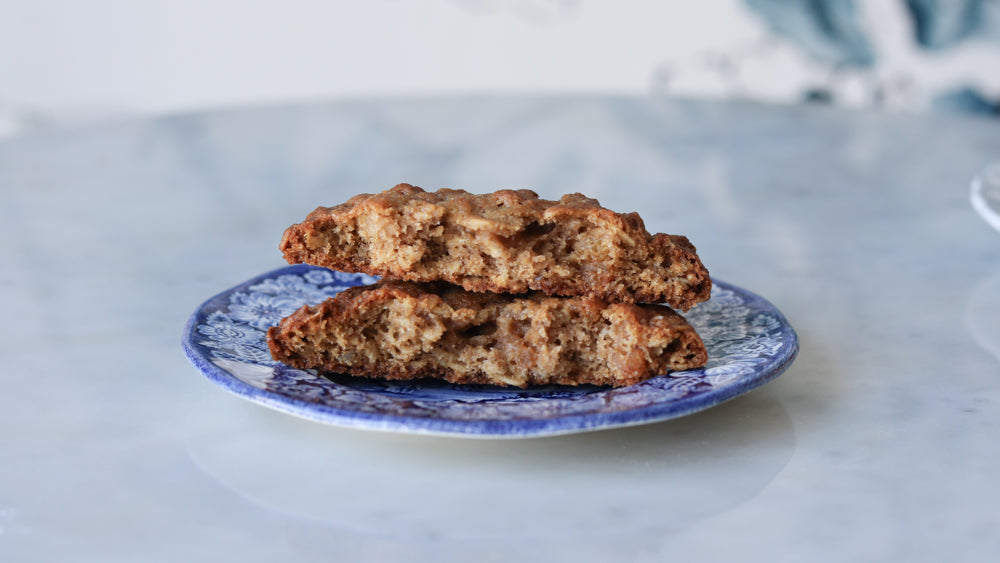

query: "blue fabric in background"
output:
905 0 1000 49
744 0 874 66
933 87 1000 116
744 0 1000 117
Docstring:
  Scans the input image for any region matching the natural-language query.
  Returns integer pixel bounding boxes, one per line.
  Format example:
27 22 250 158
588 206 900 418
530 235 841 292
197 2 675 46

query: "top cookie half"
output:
279 183 711 310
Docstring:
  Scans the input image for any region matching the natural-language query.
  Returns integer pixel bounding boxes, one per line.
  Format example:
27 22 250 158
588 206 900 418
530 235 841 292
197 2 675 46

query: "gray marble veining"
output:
1 96 999 562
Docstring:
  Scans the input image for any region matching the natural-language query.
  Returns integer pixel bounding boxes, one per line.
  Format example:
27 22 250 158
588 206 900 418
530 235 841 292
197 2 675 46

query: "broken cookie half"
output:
267 280 707 388
279 183 711 311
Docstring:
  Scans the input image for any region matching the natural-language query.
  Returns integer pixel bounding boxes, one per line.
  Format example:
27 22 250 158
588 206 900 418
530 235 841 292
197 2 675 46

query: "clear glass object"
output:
967 161 1000 362
971 161 1000 233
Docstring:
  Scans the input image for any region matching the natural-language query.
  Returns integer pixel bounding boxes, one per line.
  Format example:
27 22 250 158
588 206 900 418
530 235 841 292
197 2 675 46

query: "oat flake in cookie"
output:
279 183 711 310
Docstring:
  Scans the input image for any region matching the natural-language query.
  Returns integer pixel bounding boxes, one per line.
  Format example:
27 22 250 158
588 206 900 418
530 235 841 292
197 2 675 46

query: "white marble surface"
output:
2 96 999 562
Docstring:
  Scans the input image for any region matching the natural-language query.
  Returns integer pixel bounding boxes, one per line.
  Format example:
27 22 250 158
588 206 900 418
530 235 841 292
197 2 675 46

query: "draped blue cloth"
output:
744 0 1000 116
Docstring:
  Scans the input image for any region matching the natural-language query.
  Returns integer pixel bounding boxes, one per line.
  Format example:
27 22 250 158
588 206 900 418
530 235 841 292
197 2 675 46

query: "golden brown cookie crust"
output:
267 280 707 388
279 183 711 310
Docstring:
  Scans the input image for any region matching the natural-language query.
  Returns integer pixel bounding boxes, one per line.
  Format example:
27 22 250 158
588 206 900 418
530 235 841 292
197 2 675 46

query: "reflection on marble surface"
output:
185 391 793 550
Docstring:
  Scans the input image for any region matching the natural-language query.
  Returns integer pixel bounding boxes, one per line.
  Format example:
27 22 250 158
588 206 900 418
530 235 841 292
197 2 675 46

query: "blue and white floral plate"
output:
182 265 798 438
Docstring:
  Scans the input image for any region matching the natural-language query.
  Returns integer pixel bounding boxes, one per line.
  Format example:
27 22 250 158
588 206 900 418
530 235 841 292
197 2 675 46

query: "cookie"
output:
279 183 710 310
266 280 707 388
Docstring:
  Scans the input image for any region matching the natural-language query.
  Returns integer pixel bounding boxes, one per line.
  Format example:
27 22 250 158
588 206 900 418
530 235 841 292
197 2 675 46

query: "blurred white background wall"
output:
1 0 998 137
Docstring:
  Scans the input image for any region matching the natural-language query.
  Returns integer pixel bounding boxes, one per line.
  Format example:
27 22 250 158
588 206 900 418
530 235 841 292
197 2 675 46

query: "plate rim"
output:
182 265 799 438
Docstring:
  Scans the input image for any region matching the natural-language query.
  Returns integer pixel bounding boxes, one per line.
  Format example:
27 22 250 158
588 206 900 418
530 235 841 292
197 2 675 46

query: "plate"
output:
182 265 798 437
971 161 1000 233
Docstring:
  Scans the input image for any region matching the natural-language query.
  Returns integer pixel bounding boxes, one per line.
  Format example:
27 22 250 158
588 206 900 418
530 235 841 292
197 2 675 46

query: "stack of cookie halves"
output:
266 183 711 388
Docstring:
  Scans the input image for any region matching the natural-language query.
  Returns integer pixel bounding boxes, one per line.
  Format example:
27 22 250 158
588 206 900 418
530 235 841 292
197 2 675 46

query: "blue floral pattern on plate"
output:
182 265 798 437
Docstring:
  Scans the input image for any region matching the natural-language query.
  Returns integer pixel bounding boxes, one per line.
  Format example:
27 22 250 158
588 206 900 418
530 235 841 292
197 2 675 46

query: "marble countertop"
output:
2 96 999 562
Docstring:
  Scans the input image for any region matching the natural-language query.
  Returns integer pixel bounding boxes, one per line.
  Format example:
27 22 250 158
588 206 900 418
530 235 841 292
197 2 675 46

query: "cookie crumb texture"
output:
267 281 708 388
280 183 711 310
